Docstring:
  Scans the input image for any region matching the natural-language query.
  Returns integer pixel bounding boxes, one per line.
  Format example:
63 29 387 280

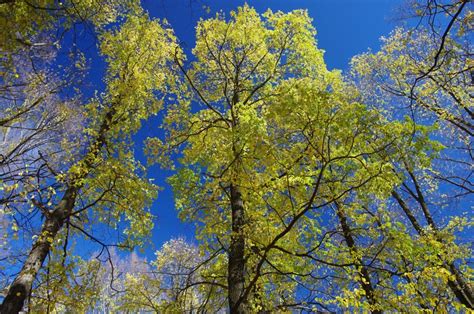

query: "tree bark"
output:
1 188 77 313
335 203 381 314
1 110 112 313
448 263 474 309
227 184 246 314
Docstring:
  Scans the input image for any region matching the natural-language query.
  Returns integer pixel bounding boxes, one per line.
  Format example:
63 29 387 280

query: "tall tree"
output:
0 10 179 312
350 0 473 309
147 5 423 312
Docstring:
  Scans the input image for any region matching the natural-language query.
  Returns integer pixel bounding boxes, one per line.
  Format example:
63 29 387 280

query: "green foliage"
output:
145 4 461 312
2 1 472 312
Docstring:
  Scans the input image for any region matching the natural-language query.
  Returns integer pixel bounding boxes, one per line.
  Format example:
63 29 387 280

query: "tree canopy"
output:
0 0 472 313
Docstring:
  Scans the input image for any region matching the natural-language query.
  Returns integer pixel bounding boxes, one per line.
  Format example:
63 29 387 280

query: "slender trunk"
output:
448 263 474 308
228 184 246 314
1 188 77 313
404 166 436 228
392 190 474 309
335 203 381 314
391 191 423 234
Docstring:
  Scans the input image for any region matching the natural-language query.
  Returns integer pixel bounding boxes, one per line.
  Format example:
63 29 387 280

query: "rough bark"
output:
228 184 246 314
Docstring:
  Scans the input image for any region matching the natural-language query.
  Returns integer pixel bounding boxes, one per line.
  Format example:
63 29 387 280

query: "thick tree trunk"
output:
228 184 246 314
335 203 381 314
1 188 77 313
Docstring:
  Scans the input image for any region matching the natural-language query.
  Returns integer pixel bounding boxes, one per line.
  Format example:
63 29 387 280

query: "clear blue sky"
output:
130 0 405 257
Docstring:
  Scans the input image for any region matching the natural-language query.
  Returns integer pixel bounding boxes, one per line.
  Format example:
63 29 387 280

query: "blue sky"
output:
127 0 406 257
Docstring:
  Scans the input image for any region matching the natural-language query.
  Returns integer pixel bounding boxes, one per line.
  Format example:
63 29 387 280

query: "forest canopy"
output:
0 0 472 313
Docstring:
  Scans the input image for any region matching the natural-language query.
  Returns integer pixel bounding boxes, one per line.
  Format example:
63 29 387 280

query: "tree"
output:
29 247 149 312
120 238 226 312
0 1 142 286
30 237 223 312
0 8 179 312
146 5 426 312
350 0 473 309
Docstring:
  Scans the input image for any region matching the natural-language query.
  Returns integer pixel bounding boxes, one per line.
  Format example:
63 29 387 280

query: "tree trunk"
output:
335 203 381 314
1 188 77 313
228 184 246 314
448 263 474 308
1 110 112 313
